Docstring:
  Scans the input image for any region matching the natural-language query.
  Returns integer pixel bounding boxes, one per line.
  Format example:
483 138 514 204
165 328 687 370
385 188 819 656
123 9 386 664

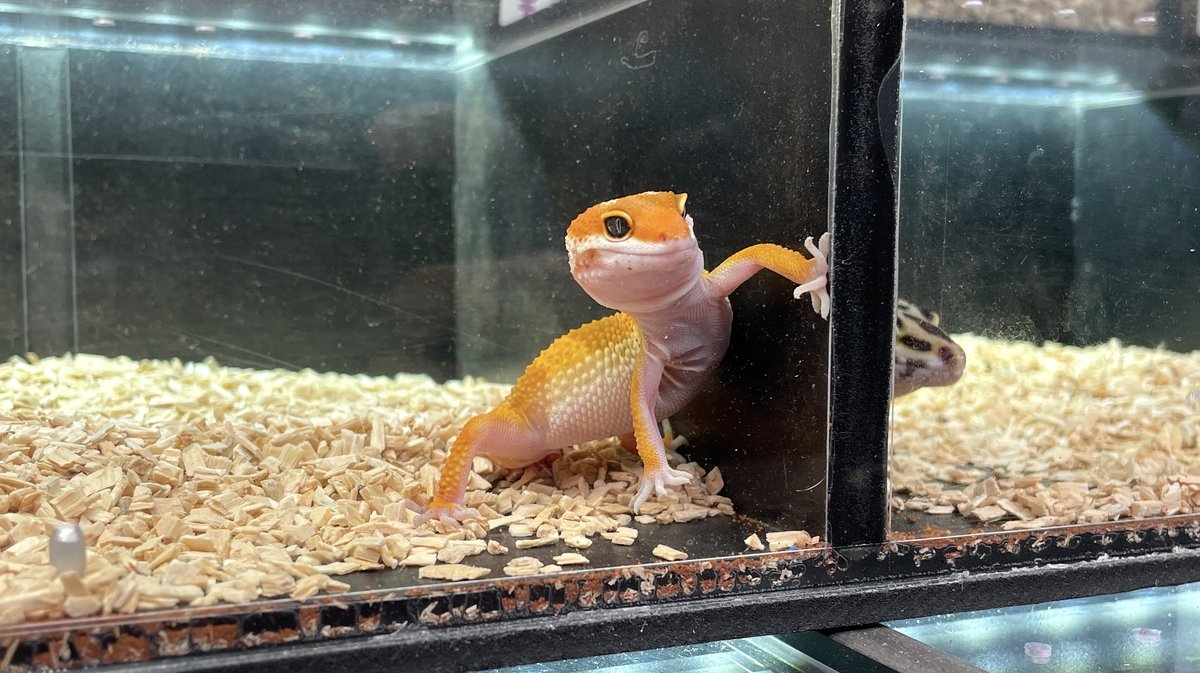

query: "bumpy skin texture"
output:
892 298 966 397
417 191 830 525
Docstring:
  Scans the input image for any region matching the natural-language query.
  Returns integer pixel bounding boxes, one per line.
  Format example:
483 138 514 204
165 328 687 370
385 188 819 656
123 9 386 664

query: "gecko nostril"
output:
939 347 955 363
575 249 599 269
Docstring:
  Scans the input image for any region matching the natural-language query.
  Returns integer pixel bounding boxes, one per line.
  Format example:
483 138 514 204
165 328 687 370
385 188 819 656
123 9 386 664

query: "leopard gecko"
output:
416 191 830 525
892 298 966 397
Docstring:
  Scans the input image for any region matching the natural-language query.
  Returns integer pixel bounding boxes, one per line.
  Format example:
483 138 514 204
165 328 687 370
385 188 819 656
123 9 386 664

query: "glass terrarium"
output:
0 0 1197 671
890 0 1200 539
0 1 842 669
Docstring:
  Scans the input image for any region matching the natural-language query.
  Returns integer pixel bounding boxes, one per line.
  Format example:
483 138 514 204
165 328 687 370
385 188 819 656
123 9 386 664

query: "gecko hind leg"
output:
618 419 687 453
619 425 696 513
415 409 539 527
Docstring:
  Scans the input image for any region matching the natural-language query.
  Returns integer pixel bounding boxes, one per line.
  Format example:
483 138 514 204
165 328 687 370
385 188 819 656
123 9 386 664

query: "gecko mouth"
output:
895 352 966 387
567 237 705 312
568 238 699 278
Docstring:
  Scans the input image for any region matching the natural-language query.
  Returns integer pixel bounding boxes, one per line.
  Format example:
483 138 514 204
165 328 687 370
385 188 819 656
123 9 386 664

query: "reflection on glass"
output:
890 3 1200 536
890 580 1200 673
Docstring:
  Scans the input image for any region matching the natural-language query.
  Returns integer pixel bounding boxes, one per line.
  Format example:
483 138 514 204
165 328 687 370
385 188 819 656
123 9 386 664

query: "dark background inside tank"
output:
898 21 1200 351
452 0 832 526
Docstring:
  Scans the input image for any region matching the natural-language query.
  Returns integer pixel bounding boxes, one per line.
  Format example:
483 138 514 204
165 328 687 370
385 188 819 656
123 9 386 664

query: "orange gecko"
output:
416 191 830 525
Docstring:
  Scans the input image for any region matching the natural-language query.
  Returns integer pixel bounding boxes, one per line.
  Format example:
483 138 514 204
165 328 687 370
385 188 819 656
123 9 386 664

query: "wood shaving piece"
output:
486 540 508 555
63 594 102 618
563 535 593 549
972 505 1008 523
486 514 524 530
744 534 765 551
1163 484 1183 515
704 467 725 495
1131 501 1164 518
670 505 710 523
600 526 638 546
537 564 563 574
436 540 487 564
178 535 216 553
508 523 536 538
652 544 688 561
289 574 350 600
766 530 814 551
997 498 1033 521
399 550 438 567
514 534 559 549
552 552 589 565
409 536 449 550
57 572 91 597
418 564 491 581
502 556 544 577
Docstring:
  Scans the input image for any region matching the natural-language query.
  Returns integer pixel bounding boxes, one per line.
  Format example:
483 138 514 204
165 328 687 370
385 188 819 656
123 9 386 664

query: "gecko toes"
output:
795 232 831 319
413 500 482 528
631 466 695 513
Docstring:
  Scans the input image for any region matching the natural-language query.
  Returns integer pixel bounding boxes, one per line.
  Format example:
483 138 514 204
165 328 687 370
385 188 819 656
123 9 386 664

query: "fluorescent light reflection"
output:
900 59 1140 108
0 4 460 48
0 23 478 70
908 62 1120 87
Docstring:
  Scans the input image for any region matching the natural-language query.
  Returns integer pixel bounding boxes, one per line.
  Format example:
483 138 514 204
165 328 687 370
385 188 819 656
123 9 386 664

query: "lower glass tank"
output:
890 580 1200 672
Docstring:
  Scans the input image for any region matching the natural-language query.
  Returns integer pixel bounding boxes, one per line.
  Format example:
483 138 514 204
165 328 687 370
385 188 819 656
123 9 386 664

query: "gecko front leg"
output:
793 233 832 314
629 348 693 513
706 233 831 316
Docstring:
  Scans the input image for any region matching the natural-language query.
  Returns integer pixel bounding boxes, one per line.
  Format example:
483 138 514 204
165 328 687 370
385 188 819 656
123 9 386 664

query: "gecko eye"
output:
602 211 633 241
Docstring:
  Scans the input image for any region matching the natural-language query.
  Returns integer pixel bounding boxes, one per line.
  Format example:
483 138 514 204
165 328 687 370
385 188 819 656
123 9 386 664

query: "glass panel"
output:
0 47 19 357
0 0 833 630
482 636 840 673
891 2 1200 537
890 580 1200 673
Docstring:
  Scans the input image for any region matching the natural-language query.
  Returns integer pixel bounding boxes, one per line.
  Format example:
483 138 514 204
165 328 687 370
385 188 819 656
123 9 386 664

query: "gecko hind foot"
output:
631 465 694 514
410 499 482 528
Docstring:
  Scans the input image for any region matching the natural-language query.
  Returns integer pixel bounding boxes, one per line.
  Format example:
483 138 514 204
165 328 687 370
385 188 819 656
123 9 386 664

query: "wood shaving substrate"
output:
892 335 1200 531
0 353 742 625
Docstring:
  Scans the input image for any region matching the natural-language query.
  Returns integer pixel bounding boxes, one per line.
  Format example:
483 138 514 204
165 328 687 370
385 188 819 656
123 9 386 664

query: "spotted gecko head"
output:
893 298 967 397
566 191 704 313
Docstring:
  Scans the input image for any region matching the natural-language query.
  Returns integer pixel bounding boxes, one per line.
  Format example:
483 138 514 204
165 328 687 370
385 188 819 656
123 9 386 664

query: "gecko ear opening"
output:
675 193 688 215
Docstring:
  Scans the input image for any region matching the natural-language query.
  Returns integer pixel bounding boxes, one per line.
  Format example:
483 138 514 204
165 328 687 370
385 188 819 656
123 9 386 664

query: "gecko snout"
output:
572 248 601 270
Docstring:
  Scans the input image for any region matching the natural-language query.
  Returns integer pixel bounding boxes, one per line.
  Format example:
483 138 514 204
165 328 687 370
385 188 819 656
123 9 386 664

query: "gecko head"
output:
892 299 967 397
566 191 704 313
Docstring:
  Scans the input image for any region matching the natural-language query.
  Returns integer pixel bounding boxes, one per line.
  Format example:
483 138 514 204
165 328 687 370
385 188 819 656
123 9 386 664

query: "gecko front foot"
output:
631 465 694 513
793 232 831 318
410 498 482 528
